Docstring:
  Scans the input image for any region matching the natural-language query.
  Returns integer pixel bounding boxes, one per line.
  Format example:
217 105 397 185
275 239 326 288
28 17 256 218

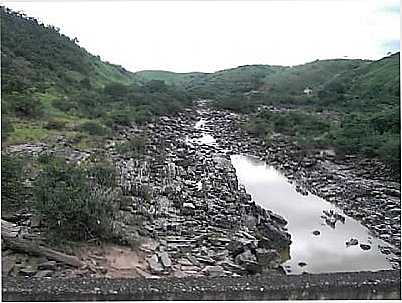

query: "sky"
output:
2 0 400 73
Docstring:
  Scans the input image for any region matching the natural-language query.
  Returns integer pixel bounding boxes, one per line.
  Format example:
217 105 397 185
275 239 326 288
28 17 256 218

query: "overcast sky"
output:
3 0 400 73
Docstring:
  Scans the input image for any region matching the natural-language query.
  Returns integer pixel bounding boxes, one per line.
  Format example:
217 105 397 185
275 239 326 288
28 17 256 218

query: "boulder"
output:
346 238 358 246
360 244 371 251
255 248 281 268
258 222 291 248
147 254 164 274
182 203 196 215
158 252 172 269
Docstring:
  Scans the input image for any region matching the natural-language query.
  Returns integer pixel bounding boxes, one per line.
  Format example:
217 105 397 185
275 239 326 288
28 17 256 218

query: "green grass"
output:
10 125 51 144
133 70 205 86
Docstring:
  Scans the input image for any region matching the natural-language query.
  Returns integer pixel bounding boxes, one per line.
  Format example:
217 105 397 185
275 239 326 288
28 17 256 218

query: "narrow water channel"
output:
186 118 217 146
231 154 396 274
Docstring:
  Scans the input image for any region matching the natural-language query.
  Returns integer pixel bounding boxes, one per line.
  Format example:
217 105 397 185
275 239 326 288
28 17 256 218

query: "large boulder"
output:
147 254 164 274
257 222 291 249
255 248 281 269
234 249 261 274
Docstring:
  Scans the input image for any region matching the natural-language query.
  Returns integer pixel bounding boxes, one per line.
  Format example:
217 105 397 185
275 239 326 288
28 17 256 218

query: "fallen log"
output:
2 236 84 268
2 220 83 268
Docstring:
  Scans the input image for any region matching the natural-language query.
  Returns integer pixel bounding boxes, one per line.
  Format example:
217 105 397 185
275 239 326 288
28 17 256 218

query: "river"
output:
231 154 397 274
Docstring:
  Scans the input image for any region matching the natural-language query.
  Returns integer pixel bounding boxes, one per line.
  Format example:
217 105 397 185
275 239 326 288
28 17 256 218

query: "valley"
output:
2 101 400 281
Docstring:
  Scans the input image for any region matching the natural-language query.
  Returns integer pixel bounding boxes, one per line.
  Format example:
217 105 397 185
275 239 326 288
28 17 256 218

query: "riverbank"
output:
2 100 400 280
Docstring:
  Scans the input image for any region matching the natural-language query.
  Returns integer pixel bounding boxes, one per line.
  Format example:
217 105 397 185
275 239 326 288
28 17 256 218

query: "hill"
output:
242 52 400 171
318 52 400 110
1 7 135 95
133 70 205 86
1 7 191 146
132 59 371 103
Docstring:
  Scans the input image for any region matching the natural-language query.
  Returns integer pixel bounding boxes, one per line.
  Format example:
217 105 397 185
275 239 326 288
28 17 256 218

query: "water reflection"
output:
231 154 396 274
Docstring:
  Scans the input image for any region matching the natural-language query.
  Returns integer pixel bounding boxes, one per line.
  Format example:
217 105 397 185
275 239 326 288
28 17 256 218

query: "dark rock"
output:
312 230 320 236
298 262 307 267
360 244 371 251
346 238 358 246
38 261 57 271
34 270 53 278
258 222 291 249
255 248 281 268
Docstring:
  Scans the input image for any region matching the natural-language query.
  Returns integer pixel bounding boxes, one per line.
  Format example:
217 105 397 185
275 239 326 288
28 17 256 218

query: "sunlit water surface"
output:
231 154 396 274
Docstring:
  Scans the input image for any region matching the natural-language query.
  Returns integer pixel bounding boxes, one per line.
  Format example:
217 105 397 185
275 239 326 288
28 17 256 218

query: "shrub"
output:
44 119 67 130
52 98 78 113
78 121 111 136
33 157 119 241
107 110 133 127
1 154 27 211
8 93 44 119
87 161 118 189
1 118 14 141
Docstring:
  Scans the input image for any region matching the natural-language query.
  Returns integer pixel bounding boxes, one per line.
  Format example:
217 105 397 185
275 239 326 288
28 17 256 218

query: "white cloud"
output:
2 0 400 72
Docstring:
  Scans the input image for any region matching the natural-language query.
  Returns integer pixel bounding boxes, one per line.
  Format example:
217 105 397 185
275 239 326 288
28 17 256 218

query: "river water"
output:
188 114 397 274
231 154 396 274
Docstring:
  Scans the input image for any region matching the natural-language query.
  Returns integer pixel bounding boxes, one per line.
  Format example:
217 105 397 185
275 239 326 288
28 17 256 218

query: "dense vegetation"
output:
33 156 120 241
241 53 400 172
1 154 29 212
1 7 192 241
1 7 192 146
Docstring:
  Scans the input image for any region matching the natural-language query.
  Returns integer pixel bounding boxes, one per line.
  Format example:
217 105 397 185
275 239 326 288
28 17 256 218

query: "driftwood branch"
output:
1 220 84 268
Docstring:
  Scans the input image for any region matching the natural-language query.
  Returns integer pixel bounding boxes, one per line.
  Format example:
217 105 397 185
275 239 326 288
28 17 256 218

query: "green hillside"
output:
243 53 400 172
133 70 205 86
261 58 369 95
318 52 400 110
1 7 191 146
1 8 135 95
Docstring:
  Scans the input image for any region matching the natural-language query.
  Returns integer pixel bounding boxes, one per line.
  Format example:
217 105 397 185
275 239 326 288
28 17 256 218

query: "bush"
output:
1 118 14 141
106 110 133 127
1 154 27 211
44 119 67 130
7 93 43 119
52 98 78 113
78 121 111 136
87 161 118 188
33 157 119 241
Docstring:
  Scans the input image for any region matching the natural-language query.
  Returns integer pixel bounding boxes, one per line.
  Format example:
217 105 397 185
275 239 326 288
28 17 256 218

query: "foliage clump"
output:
33 157 120 241
1 153 28 211
78 121 111 137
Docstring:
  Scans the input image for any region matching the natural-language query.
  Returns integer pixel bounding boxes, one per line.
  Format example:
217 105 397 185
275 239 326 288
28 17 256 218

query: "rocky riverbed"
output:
2 100 400 279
